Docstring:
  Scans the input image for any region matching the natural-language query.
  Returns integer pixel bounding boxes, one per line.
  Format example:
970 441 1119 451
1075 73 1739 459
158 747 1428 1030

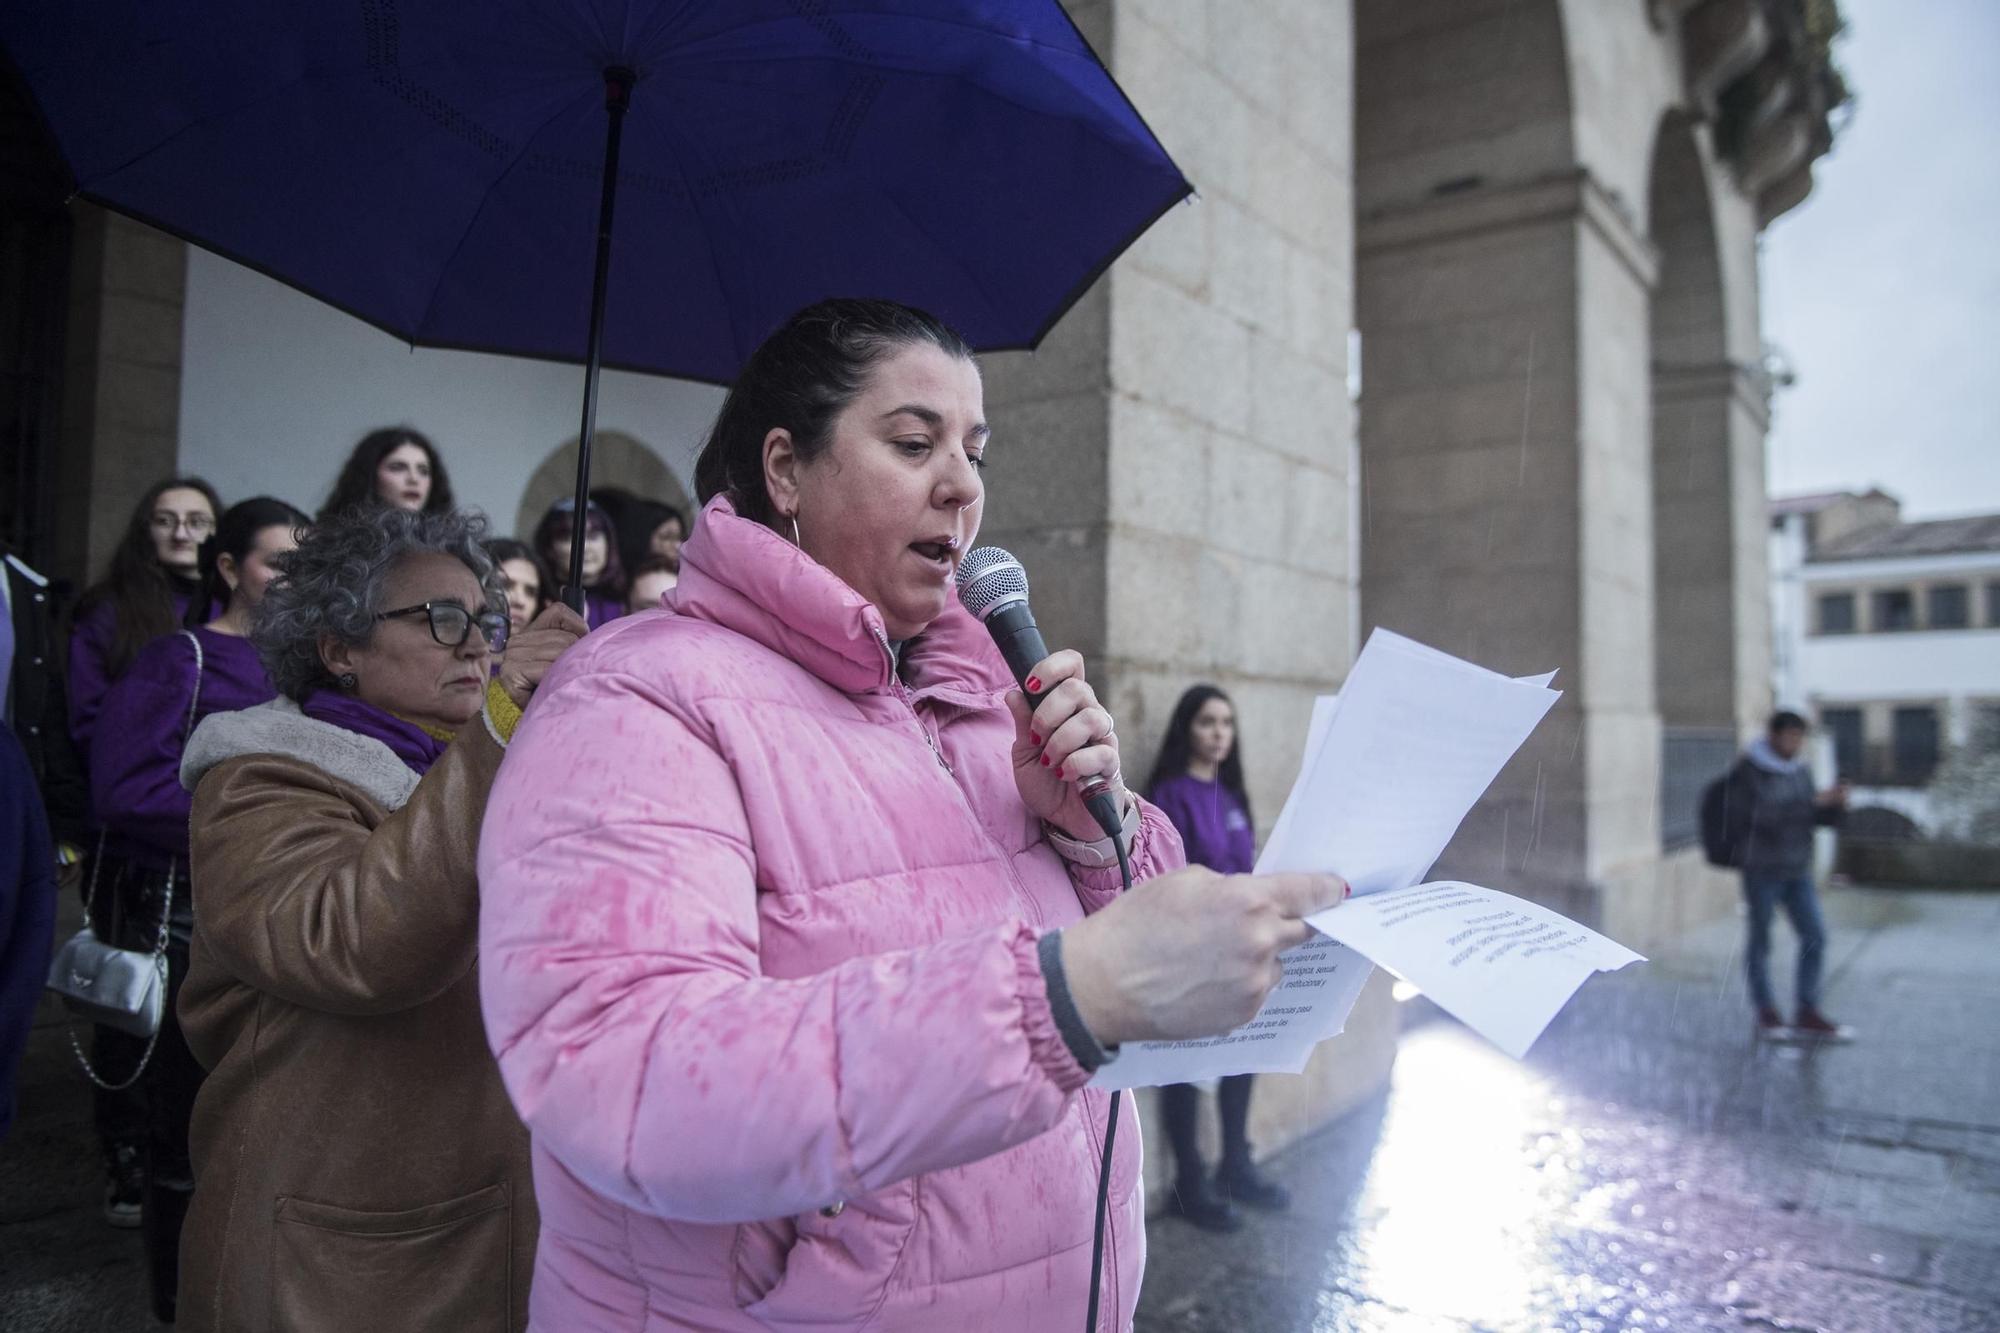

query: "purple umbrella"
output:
3 0 1190 606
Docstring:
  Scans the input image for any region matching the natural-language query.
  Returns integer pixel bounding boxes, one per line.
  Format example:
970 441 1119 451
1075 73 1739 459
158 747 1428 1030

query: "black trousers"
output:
143 931 201 1322
84 859 147 1188
1159 1074 1258 1187
88 852 203 1322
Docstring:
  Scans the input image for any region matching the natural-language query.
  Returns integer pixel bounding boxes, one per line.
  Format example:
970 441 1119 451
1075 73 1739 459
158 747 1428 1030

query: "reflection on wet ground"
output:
1136 886 2000 1332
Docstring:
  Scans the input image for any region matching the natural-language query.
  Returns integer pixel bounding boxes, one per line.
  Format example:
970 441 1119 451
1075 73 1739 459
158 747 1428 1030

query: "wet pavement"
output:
4 884 1997 1331
1135 884 2000 1332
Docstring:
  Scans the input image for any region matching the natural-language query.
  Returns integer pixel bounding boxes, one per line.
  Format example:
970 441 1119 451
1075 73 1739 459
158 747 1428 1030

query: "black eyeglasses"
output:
375 601 509 650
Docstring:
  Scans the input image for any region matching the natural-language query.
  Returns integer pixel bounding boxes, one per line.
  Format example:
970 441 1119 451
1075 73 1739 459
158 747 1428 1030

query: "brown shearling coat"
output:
174 699 533 1332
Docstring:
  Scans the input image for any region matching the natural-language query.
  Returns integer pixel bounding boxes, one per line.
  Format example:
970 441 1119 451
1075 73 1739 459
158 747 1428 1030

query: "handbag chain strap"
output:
61 632 203 1089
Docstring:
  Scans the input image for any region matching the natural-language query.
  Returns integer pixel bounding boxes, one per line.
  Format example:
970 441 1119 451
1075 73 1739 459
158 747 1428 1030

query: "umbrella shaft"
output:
567 68 636 612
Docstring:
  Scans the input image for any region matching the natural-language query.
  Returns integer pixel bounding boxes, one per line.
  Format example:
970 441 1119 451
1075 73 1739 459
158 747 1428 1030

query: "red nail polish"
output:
1029 732 1041 746
1057 767 1068 781
1026 676 1041 693
1040 755 1050 767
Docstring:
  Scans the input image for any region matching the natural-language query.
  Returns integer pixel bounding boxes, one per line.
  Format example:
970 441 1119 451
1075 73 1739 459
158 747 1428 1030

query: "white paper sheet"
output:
1306 880 1643 1059
1091 629 1638 1087
1255 631 1562 896
1087 934 1375 1090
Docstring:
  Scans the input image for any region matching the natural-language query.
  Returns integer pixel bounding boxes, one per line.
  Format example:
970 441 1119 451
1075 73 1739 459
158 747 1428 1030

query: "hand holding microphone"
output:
1002 649 1128 845
957 547 1129 843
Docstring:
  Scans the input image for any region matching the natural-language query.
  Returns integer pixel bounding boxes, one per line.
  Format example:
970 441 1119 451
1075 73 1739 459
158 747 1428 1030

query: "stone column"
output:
1357 170 1667 927
53 206 187 587
1653 358 1773 736
985 0 1389 1193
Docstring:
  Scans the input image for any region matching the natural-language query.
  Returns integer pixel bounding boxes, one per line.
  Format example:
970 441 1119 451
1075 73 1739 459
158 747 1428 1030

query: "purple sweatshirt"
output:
90 627 275 868
1149 772 1255 875
66 585 203 755
584 589 623 632
302 690 450 775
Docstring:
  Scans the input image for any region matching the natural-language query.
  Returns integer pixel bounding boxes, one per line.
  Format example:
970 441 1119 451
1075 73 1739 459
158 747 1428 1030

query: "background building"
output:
3 0 1844 1179
1771 489 2000 836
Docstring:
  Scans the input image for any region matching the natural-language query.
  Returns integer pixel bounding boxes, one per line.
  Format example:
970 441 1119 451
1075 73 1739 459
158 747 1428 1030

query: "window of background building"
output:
1927 584 1970 629
1872 588 1915 632
1987 581 2000 627
1816 591 1856 634
1821 707 1864 779
1976 704 2000 752
1891 706 1940 783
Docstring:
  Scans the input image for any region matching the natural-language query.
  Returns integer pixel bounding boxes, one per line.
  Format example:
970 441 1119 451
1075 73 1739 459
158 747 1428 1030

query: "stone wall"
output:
985 0 1390 1192
1357 0 1788 946
52 207 186 588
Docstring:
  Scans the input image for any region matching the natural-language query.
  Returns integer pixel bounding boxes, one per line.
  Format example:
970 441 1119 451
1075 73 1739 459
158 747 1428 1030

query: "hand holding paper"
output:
1091 630 1643 1090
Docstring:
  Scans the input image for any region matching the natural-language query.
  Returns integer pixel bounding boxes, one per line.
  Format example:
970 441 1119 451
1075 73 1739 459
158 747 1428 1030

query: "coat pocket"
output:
270 1183 512 1333
733 1181 918 1329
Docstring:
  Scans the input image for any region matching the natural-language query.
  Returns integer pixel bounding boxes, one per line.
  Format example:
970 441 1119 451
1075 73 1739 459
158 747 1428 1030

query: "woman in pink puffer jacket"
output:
478 300 1345 1332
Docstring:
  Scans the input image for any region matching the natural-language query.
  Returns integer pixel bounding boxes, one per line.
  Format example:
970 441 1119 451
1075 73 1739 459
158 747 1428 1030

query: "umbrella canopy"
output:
3 0 1191 385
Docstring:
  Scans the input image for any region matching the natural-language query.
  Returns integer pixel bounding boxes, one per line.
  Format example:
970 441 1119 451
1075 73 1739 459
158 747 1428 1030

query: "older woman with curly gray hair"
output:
169 505 584 1333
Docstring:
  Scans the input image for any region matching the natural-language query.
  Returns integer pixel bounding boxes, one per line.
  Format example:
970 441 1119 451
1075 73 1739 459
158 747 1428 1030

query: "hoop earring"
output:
790 512 802 548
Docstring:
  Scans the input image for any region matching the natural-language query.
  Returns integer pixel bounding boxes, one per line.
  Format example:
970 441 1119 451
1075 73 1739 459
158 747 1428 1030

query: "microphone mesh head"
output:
955 546 1029 621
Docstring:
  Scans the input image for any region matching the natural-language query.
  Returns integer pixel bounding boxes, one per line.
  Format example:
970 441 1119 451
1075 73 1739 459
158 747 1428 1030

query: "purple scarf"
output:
303 690 450 776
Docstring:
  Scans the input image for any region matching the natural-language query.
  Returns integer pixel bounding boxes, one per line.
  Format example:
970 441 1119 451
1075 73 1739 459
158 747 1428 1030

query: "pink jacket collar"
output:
670 496 1011 700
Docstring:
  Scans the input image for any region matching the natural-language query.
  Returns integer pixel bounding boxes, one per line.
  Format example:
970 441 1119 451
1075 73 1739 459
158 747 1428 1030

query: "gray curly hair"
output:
254 506 505 701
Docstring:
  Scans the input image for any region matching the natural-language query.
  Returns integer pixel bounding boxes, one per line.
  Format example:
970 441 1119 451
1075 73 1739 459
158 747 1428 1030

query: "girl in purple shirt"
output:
67 477 222 757
89 496 305 1322
1146 684 1292 1231
64 475 221 1230
534 496 626 629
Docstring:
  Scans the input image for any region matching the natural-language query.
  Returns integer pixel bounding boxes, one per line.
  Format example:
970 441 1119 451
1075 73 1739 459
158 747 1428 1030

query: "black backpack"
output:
1698 762 1749 868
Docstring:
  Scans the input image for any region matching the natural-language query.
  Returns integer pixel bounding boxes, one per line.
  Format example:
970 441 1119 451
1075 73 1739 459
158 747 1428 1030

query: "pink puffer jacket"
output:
478 497 1184 1332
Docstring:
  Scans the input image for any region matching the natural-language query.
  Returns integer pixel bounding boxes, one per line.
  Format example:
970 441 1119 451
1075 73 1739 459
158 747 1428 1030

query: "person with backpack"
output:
1701 710 1850 1039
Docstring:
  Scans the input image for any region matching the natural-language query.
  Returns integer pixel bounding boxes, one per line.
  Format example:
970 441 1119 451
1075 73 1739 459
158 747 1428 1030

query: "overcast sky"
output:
1761 0 2000 520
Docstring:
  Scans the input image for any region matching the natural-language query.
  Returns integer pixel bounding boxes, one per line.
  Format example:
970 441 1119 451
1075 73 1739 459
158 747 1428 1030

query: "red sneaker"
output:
1793 1007 1853 1041
1755 1006 1786 1035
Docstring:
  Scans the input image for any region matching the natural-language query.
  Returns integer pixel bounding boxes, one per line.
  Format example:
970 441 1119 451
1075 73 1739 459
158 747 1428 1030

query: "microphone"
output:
956 547 1126 842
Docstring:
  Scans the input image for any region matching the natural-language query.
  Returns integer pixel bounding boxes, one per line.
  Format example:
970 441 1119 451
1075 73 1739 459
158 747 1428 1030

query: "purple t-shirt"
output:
1149 773 1255 875
584 589 623 632
302 690 450 776
67 586 203 756
90 626 275 868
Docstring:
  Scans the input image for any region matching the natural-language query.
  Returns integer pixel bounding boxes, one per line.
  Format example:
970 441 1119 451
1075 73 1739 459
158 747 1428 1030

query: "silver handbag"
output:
44 630 200 1088
45 860 173 1041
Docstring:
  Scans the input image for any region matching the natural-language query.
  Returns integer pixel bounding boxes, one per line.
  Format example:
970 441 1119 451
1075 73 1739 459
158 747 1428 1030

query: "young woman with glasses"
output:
63 475 221 1230
87 496 307 1319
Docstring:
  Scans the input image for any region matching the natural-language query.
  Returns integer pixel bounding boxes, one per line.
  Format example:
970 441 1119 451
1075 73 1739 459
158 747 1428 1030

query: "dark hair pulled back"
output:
184 496 312 627
692 298 975 528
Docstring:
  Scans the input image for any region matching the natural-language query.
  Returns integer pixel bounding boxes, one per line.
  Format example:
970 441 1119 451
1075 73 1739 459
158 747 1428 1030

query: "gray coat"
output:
1730 746 1840 878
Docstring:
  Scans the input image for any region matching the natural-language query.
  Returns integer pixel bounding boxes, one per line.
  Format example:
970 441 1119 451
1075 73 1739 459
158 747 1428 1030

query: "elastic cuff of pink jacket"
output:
1013 924 1093 1095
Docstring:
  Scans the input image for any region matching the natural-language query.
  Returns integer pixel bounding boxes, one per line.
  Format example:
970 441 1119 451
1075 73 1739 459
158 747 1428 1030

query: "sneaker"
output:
1754 1006 1787 1038
1215 1160 1292 1212
1169 1177 1241 1232
103 1145 143 1228
103 1180 142 1229
1793 1007 1854 1042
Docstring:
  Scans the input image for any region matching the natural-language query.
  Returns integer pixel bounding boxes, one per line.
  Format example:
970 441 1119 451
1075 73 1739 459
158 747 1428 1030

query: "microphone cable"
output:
1083 831 1133 1333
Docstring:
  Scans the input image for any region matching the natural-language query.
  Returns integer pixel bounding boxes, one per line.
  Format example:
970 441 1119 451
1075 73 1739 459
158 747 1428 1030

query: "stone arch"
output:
515 431 693 541
1647 111 1738 732
1356 0 1575 216
1356 0 1600 902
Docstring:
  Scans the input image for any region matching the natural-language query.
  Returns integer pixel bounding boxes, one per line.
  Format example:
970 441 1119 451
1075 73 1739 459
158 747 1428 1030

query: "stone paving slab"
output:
1134 886 2000 1331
